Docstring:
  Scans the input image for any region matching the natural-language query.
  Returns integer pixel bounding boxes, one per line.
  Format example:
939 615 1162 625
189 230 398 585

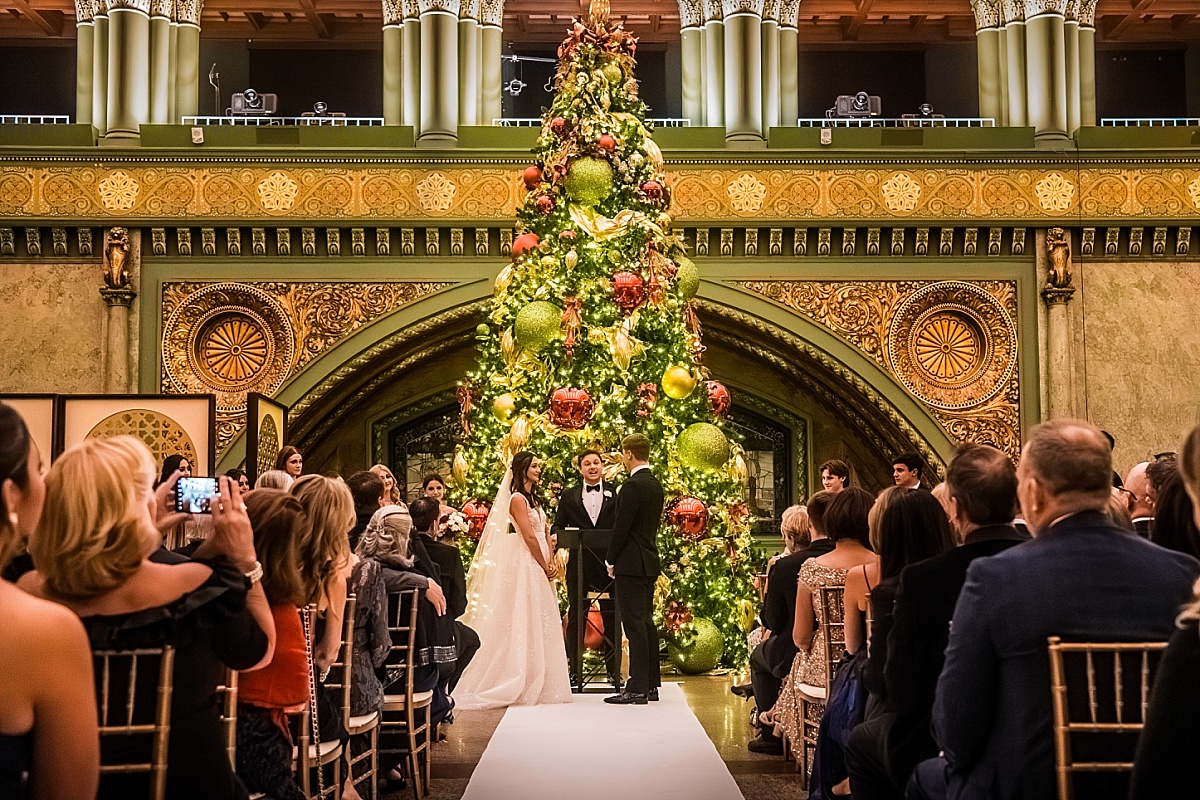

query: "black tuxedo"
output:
413 531 480 694
606 466 665 694
553 480 619 679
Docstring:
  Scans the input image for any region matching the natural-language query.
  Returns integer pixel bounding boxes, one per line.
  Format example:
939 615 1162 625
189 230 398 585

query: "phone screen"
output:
175 477 220 514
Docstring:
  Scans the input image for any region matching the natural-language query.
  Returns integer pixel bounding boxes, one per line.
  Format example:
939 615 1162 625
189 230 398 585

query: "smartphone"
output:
175 476 220 514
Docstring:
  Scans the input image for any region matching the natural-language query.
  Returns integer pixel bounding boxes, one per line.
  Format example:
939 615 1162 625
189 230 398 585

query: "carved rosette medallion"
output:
1035 172 1075 213
726 173 767 213
256 171 299 212
98 170 141 211
880 172 922 213
86 409 197 467
416 172 457 213
1188 176 1200 210
886 282 1017 411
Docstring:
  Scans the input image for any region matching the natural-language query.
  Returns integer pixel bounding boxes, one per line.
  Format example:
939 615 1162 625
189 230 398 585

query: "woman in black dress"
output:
20 435 275 800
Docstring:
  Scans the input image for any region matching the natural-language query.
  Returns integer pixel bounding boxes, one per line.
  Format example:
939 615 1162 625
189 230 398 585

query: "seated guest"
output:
764 487 877 746
765 502 814 578
289 475 354 677
255 469 293 490
1149 472 1200 560
1130 425 1200 798
746 493 835 755
0 403 99 800
1105 491 1135 530
421 473 456 525
225 468 251 493
1122 462 1155 537
276 445 304 479
22 436 274 800
846 444 1024 800
370 463 405 506
346 470 386 551
907 420 1200 800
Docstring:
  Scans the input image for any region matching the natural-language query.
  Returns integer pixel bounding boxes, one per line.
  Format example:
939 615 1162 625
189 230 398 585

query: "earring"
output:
7 512 17 529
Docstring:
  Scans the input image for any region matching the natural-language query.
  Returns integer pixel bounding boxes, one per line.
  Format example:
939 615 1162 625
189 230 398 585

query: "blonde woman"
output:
20 435 273 800
370 463 405 506
255 469 293 490
289 475 353 674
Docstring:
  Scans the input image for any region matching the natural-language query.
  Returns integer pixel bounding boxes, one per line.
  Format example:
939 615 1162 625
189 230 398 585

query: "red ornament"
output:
667 496 710 540
597 133 617 153
611 270 646 312
549 387 595 430
664 600 693 632
559 229 576 241
551 117 567 135
706 380 732 416
511 232 540 260
523 165 543 189
536 194 555 214
641 180 663 200
461 499 491 540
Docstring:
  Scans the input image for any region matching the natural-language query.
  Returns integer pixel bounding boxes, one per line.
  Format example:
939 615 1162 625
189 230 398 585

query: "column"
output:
479 0 502 124
972 0 1003 123
148 0 172 123
75 1 95 126
678 0 704 126
458 0 480 126
100 227 136 393
106 0 152 138
778 0 799 126
93 0 109 134
996 23 1009 124
1002 0 1027 127
419 0 459 142
174 0 203 118
382 0 404 125
1024 0 1068 138
402 0 422 128
702 0 725 127
760 1 780 133
1077 0 1097 126
723 0 764 143
167 12 178 121
1041 228 1076 419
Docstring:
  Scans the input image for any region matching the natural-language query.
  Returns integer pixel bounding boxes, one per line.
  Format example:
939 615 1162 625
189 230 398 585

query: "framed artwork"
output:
0 394 58 464
59 395 216 476
246 393 289 487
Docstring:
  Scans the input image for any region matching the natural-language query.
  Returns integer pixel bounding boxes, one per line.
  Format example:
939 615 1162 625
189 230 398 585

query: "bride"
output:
452 451 572 709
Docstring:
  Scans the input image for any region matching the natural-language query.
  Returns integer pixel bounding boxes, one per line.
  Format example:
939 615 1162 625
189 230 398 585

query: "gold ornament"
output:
564 249 578 269
494 263 514 294
662 365 698 399
509 414 530 449
452 447 469 491
500 328 517 366
727 443 748 483
493 393 516 420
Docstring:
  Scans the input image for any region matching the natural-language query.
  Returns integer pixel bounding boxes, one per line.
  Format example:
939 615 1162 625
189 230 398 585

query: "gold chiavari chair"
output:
218 668 239 769
794 585 847 787
1047 637 1169 800
326 594 381 800
297 604 343 800
94 645 176 800
379 589 433 800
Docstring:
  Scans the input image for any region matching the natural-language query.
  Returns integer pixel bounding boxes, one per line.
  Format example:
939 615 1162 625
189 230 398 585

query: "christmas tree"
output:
451 3 756 669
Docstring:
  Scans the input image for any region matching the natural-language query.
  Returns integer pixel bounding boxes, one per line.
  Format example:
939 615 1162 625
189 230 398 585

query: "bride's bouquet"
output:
439 510 469 539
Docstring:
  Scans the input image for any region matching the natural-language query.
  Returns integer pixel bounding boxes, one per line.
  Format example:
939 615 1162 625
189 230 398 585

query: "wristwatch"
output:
243 561 264 585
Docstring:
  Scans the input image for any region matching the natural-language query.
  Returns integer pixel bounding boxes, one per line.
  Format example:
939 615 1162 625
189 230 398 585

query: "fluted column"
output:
972 0 1003 123
174 0 202 118
723 0 764 143
702 0 725 127
402 0 422 128
1077 0 1096 126
458 0 480 126
1001 0 1027 127
778 0 799 126
382 0 404 124
1041 228 1076 419
75 1 95 126
93 0 109 134
1024 0 1068 138
105 0 152 138
761 0 780 133
419 0 459 142
149 0 172 123
167 12 178 120
678 0 704 126
479 0 502 124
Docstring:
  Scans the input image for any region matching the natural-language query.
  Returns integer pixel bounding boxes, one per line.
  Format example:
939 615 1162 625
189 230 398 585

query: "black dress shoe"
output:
747 735 783 755
604 691 649 705
730 682 754 698
647 687 659 702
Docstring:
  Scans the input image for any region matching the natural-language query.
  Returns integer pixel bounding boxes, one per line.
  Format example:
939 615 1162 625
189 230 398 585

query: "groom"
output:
604 433 665 705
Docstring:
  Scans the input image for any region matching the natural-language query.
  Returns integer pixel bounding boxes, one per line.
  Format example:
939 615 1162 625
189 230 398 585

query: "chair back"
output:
818 585 847 685
385 589 420 696
325 593 358 729
218 668 238 769
1047 636 1169 800
94 645 176 800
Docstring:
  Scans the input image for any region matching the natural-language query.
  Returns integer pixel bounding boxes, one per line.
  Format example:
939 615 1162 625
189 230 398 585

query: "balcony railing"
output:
493 117 691 127
0 115 71 124
797 117 996 128
181 116 385 126
1101 117 1200 127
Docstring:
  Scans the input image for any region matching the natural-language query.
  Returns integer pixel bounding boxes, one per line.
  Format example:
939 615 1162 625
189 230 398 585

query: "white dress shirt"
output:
582 480 603 526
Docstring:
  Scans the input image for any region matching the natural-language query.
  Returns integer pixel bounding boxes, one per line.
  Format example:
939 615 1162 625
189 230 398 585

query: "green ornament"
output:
475 323 490 338
676 256 700 299
602 62 623 85
668 618 725 674
563 157 614 207
678 423 730 471
513 301 563 352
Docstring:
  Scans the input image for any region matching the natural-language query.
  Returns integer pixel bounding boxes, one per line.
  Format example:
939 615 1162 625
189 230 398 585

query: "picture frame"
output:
246 393 289 487
0 394 58 464
59 394 217 476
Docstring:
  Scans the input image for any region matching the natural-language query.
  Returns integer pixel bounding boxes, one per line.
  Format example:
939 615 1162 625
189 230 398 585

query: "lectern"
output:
557 527 622 692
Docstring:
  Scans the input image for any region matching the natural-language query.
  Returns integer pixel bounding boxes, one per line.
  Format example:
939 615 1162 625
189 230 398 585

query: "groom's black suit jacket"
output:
605 467 665 577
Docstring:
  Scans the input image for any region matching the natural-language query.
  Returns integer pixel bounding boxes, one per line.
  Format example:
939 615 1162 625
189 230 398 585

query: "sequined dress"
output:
768 560 848 745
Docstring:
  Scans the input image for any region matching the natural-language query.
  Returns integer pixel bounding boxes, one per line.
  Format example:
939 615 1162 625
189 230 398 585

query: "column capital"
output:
107 0 151 12
75 0 96 22
678 0 703 28
459 0 479 20
1075 0 1096 27
762 0 778 22
150 0 172 18
403 0 422 18
703 0 724 22
722 0 764 16
1001 0 1024 23
173 0 202 24
418 0 457 14
778 0 800 27
382 0 404 24
478 0 500 25
1024 0 1067 18
971 0 1000 30
1042 286 1075 305
101 287 137 307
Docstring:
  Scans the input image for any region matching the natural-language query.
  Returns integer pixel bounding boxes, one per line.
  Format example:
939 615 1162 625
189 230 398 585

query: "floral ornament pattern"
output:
416 172 457 213
880 172 922 213
726 173 767 213
1035 172 1075 213
256 171 299 212
1188 176 1200 210
97 170 140 211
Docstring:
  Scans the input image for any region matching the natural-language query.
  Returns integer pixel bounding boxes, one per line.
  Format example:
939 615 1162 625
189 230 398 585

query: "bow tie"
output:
585 484 601 493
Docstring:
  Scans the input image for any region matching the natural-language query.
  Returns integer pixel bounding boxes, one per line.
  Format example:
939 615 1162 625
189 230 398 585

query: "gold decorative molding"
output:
734 279 1021 457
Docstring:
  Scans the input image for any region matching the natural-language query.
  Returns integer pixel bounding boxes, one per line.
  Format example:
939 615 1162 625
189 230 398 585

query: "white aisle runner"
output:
461 683 744 800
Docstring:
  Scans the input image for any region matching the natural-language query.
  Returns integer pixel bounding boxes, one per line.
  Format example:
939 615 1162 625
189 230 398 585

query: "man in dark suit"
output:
604 433 665 705
892 452 932 491
746 490 836 754
907 420 1200 800
1122 461 1155 537
845 443 1025 796
553 448 620 685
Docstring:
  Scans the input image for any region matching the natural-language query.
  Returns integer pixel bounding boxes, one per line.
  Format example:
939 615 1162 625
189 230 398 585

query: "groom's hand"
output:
606 561 614 579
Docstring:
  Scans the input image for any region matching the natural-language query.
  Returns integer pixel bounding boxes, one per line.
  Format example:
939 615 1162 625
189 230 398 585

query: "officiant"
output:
553 448 620 686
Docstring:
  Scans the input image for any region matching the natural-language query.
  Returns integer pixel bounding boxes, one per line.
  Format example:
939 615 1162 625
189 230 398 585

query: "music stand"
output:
557 527 621 692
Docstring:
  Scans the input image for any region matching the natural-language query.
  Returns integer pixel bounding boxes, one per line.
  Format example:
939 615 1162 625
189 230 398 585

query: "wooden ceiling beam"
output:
1103 0 1158 38
10 0 64 36
296 0 331 38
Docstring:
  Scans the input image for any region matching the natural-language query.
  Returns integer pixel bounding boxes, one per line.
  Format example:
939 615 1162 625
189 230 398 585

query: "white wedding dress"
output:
452 471 572 710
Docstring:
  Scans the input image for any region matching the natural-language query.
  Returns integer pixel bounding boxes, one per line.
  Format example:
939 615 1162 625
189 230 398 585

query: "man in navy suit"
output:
604 433 666 705
553 448 620 685
907 420 1200 800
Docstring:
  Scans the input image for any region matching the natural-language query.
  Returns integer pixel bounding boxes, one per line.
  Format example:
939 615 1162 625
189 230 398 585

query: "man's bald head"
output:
1123 462 1155 518
1022 419 1113 499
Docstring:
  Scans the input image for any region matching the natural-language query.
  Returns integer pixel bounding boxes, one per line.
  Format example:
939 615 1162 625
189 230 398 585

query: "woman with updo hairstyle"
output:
370 464 404 506
275 446 303 479
0 403 99 800
21 435 274 800
255 469 293 490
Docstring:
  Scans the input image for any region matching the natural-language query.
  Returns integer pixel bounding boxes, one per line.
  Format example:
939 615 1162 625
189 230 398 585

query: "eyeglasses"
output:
1115 486 1140 504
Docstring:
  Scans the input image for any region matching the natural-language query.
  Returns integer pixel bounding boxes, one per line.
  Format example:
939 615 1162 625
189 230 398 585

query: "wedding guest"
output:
767 503 814 574
1130 425 1200 798
1122 462 1155 537
1145 453 1177 502
256 469 293 490
225 468 251 493
276 446 304 479
422 473 456 521
159 453 192 486
820 459 850 493
1105 491 1135 531
908 420 1200 800
21 436 274 800
158 454 195 549
346 471 386 551
0 403 99 800
370 463 405 506
1149 472 1200 560
289 475 352 676
891 454 925 490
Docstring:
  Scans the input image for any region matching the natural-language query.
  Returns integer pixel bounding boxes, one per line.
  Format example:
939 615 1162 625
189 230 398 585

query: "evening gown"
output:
452 502 571 709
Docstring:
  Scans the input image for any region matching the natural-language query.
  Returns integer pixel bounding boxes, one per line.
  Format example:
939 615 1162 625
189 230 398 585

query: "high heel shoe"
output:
730 682 754 698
